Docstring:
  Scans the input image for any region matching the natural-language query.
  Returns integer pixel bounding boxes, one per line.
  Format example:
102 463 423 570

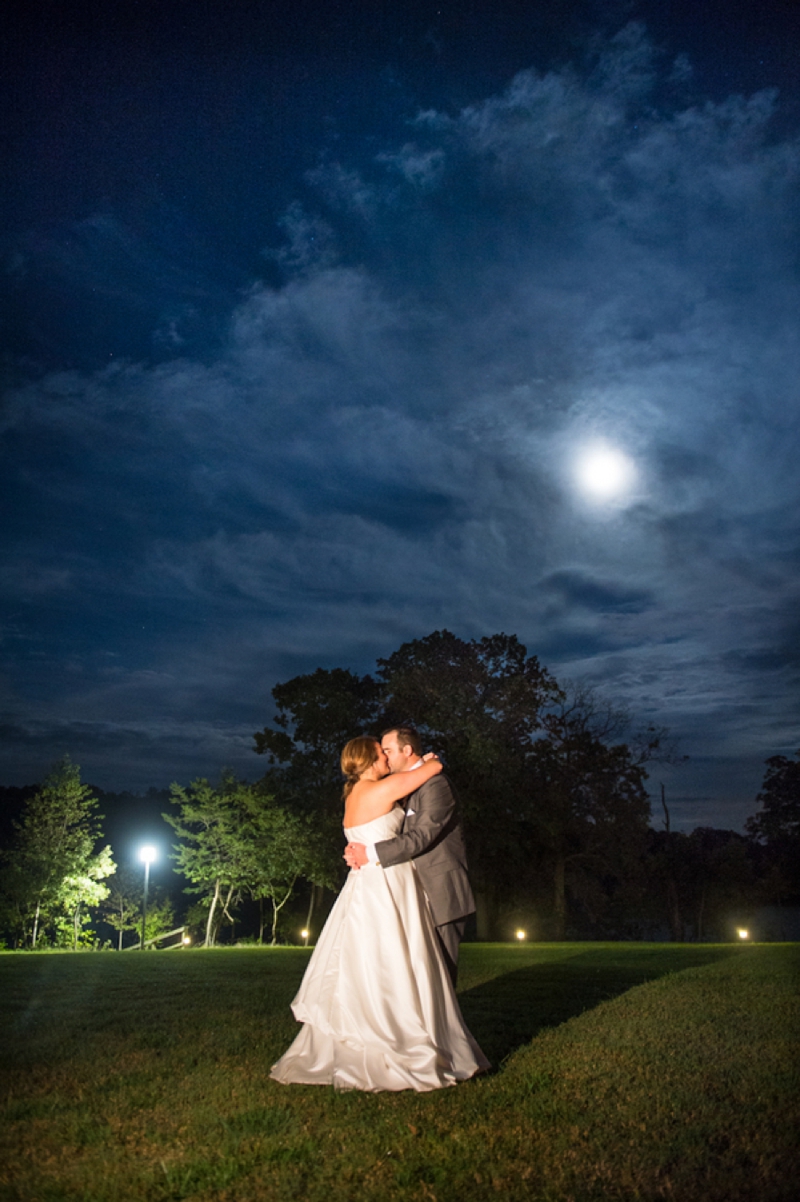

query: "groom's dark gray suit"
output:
373 772 474 984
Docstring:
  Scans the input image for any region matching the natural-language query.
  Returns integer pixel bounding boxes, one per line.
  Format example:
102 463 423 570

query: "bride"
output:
270 735 489 1092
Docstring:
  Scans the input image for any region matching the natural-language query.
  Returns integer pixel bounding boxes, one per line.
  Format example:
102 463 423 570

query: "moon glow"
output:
574 442 638 502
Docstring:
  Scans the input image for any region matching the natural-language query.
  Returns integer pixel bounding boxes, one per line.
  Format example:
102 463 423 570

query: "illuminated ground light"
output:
737 927 750 940
301 928 310 947
574 442 638 503
515 929 526 942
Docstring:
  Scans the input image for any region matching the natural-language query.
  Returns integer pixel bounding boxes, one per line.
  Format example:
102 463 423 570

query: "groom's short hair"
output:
382 725 422 756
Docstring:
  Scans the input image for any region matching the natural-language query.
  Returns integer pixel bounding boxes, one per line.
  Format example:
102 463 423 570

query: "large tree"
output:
524 693 654 939
0 758 115 948
254 667 381 814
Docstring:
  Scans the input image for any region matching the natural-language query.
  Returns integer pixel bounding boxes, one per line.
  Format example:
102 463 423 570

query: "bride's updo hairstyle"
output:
338 730 379 798
341 736 379 800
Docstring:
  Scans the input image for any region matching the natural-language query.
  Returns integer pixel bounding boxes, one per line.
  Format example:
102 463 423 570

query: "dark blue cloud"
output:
541 570 653 614
2 15 799 830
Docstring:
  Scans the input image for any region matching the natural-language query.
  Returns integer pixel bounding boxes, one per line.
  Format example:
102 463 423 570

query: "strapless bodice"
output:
344 806 404 845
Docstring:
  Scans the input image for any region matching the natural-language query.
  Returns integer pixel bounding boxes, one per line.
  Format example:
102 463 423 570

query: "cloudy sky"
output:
2 0 798 831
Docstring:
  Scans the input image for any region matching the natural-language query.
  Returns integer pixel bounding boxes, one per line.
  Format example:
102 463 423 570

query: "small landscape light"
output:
301 928 310 947
182 934 191 946
737 928 750 941
515 929 526 942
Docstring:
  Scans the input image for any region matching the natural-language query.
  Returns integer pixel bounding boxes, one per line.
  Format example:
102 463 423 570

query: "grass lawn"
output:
1 941 798 1201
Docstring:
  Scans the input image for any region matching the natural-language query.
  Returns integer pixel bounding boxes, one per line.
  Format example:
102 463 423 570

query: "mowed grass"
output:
0 942 798 1201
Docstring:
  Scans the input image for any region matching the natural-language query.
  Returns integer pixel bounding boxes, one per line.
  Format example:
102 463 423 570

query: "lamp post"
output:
138 845 158 950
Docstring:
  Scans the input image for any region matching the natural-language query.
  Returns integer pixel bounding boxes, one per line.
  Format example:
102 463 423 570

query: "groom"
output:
344 725 474 986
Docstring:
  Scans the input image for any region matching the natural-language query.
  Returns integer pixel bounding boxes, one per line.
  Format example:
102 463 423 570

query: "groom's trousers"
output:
436 917 466 989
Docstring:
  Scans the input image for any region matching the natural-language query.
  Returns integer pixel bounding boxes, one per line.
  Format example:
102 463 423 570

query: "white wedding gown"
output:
270 807 489 1091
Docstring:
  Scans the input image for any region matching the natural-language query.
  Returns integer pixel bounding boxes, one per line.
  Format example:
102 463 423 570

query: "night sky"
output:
2 0 799 833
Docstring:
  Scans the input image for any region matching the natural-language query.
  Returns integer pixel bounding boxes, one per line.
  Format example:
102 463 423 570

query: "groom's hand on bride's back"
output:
344 842 368 869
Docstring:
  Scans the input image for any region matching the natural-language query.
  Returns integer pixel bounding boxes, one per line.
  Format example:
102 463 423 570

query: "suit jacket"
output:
375 772 475 928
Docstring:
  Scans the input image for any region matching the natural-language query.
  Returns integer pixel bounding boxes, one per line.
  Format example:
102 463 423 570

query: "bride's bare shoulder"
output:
345 788 400 829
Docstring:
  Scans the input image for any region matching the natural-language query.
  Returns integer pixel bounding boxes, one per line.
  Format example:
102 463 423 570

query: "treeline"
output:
0 765 337 951
0 631 798 948
251 630 799 941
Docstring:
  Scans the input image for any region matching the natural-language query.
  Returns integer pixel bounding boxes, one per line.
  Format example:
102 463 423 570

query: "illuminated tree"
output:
165 774 331 946
55 843 116 948
0 758 114 948
241 794 334 944
141 896 176 947
165 775 253 947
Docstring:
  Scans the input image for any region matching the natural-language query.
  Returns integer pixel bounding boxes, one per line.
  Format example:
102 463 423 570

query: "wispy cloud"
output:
2 25 798 825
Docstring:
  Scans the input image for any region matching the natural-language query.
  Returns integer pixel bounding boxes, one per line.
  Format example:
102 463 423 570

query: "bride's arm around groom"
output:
345 726 475 984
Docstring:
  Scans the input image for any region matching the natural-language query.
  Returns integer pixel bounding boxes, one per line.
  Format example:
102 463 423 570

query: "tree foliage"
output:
55 843 117 948
165 774 253 947
0 758 115 947
524 693 654 938
745 750 800 901
254 668 380 811
746 751 800 845
102 867 143 951
164 773 334 946
644 824 761 942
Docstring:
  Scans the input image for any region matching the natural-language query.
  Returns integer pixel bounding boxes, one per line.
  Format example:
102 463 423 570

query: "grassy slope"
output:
0 943 797 1201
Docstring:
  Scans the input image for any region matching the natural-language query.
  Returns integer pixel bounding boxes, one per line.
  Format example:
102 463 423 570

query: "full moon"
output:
574 442 637 502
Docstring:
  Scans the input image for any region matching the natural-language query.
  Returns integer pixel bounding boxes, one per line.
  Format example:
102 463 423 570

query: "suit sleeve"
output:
374 775 457 869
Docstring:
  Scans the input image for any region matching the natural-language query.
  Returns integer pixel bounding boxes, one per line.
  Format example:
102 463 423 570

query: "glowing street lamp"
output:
138 845 158 950
301 928 310 947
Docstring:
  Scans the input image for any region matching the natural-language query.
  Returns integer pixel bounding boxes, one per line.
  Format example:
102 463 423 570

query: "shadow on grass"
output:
458 945 740 1067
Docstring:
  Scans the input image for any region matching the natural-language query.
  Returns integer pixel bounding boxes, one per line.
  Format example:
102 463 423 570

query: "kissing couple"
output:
270 725 489 1092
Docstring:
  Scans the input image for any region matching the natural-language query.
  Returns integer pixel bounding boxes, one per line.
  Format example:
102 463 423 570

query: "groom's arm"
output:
374 775 457 869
